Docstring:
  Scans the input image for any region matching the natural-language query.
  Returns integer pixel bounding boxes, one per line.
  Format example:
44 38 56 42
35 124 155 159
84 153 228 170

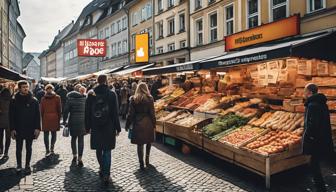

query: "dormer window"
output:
85 16 92 26
108 7 113 14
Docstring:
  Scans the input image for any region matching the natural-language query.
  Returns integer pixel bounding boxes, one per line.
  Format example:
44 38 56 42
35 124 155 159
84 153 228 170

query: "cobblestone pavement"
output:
0 120 335 192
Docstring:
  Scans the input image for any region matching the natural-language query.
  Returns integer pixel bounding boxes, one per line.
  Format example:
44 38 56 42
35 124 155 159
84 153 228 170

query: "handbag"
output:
128 129 133 140
62 126 69 137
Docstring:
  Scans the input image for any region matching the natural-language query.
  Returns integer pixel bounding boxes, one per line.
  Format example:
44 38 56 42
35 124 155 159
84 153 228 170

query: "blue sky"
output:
18 0 92 53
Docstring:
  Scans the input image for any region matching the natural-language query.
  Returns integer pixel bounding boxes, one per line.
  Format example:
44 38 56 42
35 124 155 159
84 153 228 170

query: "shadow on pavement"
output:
0 156 9 165
0 168 24 191
134 165 185 191
64 167 123 192
32 154 62 173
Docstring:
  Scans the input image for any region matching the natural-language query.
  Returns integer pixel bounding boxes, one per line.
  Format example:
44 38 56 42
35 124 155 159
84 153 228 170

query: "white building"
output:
23 53 40 81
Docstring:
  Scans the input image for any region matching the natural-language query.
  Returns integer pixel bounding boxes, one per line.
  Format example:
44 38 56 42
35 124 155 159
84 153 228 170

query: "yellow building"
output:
127 0 154 64
190 0 336 60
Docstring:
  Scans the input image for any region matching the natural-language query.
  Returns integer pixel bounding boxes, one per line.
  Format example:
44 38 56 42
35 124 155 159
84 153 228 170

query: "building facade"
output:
97 1 129 70
1 0 9 69
128 0 154 64
23 52 40 81
189 0 336 61
150 0 190 66
46 51 56 77
38 51 47 77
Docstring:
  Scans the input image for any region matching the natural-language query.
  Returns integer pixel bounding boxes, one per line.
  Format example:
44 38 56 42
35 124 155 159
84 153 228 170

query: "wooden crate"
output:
164 122 178 138
203 137 235 161
156 124 164 134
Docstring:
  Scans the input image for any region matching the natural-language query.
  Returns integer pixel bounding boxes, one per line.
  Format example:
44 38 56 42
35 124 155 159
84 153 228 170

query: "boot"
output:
137 145 145 170
145 155 150 167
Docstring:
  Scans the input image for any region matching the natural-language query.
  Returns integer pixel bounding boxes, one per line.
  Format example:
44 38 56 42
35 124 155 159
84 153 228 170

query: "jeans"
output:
44 131 56 152
0 128 11 155
16 137 33 168
96 149 111 177
71 135 84 156
310 154 327 191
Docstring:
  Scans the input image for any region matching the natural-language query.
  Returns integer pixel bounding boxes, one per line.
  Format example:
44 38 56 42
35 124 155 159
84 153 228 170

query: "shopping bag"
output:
63 126 69 137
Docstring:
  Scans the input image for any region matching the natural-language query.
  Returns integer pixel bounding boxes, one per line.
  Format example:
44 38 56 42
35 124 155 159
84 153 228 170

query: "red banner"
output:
77 39 106 57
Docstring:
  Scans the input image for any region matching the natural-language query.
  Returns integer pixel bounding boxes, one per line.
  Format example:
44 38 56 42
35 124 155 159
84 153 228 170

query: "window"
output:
178 58 186 63
117 21 121 32
99 30 104 39
157 21 163 39
247 0 259 28
132 13 137 26
270 0 288 21
106 46 110 58
147 3 152 18
141 7 147 21
118 42 122 55
105 27 110 38
196 19 203 45
209 12 217 42
168 0 174 8
225 5 234 35
131 34 136 50
307 0 325 13
112 43 116 56
195 0 202 10
123 40 127 53
179 13 185 32
158 0 163 12
157 47 163 54
180 40 186 48
168 43 175 51
168 19 175 36
111 24 115 35
122 17 127 30
148 28 153 47
208 0 216 5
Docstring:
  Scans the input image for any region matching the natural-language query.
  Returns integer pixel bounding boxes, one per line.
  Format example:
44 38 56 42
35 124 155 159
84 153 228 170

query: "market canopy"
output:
142 56 221 76
41 77 67 83
0 66 30 82
112 63 154 76
201 31 336 69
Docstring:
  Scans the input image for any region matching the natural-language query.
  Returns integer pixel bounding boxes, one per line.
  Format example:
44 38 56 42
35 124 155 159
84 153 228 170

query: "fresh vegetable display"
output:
219 125 265 146
258 111 304 131
203 113 249 138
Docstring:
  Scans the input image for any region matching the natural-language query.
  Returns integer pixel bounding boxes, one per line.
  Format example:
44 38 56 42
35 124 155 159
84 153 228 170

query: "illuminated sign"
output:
77 39 106 57
135 33 149 63
225 15 300 51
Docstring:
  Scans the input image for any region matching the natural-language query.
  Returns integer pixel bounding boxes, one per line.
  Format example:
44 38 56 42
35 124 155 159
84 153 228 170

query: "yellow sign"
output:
135 33 149 63
225 15 300 51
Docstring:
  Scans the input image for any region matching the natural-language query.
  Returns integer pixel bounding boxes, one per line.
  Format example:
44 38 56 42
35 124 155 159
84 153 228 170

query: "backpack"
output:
92 93 110 127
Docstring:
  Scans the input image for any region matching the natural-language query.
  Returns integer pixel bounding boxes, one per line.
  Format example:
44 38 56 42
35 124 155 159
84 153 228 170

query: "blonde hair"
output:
133 82 151 104
45 84 54 90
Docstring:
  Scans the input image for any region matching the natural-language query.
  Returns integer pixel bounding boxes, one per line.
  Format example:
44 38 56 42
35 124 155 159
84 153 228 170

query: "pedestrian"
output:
56 84 68 124
150 76 162 101
79 86 87 96
303 83 334 192
9 80 41 174
120 82 130 119
40 84 62 156
63 84 86 167
35 84 45 103
130 82 137 96
125 82 156 170
85 74 121 185
0 88 12 158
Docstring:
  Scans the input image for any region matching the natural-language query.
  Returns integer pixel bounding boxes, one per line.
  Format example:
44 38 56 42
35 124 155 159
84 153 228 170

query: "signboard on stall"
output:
225 15 300 51
77 39 106 57
135 33 149 63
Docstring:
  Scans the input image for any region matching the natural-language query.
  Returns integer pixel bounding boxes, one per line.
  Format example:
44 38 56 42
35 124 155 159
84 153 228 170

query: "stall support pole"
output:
169 74 173 86
266 157 271 189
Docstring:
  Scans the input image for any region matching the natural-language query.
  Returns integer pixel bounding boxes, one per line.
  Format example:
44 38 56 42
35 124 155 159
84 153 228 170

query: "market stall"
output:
145 30 336 188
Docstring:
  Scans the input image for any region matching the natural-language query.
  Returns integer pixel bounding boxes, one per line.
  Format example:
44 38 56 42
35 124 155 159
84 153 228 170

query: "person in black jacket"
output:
9 80 41 175
63 84 86 167
0 88 11 158
303 83 334 192
85 75 121 185
56 84 68 123
150 76 162 101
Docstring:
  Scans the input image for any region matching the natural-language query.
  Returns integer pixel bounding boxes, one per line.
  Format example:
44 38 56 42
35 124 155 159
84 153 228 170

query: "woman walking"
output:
0 88 12 158
64 84 86 167
40 84 62 156
125 83 156 169
120 82 130 119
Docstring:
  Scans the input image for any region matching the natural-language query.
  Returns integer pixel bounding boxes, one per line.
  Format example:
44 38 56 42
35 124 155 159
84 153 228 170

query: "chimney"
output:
58 30 61 34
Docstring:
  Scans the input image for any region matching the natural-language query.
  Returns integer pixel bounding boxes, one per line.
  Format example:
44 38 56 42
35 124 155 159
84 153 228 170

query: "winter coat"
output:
150 80 162 101
125 96 156 145
35 89 45 103
40 93 62 132
85 85 121 150
303 93 334 159
9 92 41 140
64 91 86 136
56 87 68 107
0 92 11 128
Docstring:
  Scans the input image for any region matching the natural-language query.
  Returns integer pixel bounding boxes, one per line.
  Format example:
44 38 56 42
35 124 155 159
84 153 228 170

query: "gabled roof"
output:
17 22 26 37
49 22 74 51
23 52 41 69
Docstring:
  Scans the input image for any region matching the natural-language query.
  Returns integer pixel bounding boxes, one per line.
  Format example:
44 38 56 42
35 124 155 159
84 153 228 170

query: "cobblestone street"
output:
0 121 335 192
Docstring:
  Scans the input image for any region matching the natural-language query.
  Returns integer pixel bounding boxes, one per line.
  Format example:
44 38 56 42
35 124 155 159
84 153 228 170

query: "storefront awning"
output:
0 66 29 81
201 31 336 69
41 77 67 83
112 63 154 76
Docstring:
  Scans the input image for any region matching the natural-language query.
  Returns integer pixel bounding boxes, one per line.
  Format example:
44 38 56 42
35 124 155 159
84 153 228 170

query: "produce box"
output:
313 77 336 87
203 137 235 162
156 123 164 134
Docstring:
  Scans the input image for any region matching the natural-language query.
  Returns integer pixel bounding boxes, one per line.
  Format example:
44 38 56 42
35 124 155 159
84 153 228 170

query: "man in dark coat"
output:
150 77 162 101
63 84 86 167
303 83 334 192
85 75 121 185
9 80 41 175
56 84 68 123
35 85 45 103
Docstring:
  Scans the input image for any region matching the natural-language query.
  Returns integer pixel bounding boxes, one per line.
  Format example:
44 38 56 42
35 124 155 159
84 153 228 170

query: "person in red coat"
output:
40 84 62 156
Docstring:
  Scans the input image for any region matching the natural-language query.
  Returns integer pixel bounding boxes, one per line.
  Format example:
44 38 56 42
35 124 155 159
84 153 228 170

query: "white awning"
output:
41 77 67 83
112 64 155 76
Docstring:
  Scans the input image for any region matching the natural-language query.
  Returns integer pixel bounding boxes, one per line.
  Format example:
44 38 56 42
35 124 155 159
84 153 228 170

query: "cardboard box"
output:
296 77 312 88
327 100 336 111
283 99 295 112
312 77 336 87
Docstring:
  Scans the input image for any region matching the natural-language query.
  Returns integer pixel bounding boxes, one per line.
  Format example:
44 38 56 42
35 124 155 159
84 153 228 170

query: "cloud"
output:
18 0 92 53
